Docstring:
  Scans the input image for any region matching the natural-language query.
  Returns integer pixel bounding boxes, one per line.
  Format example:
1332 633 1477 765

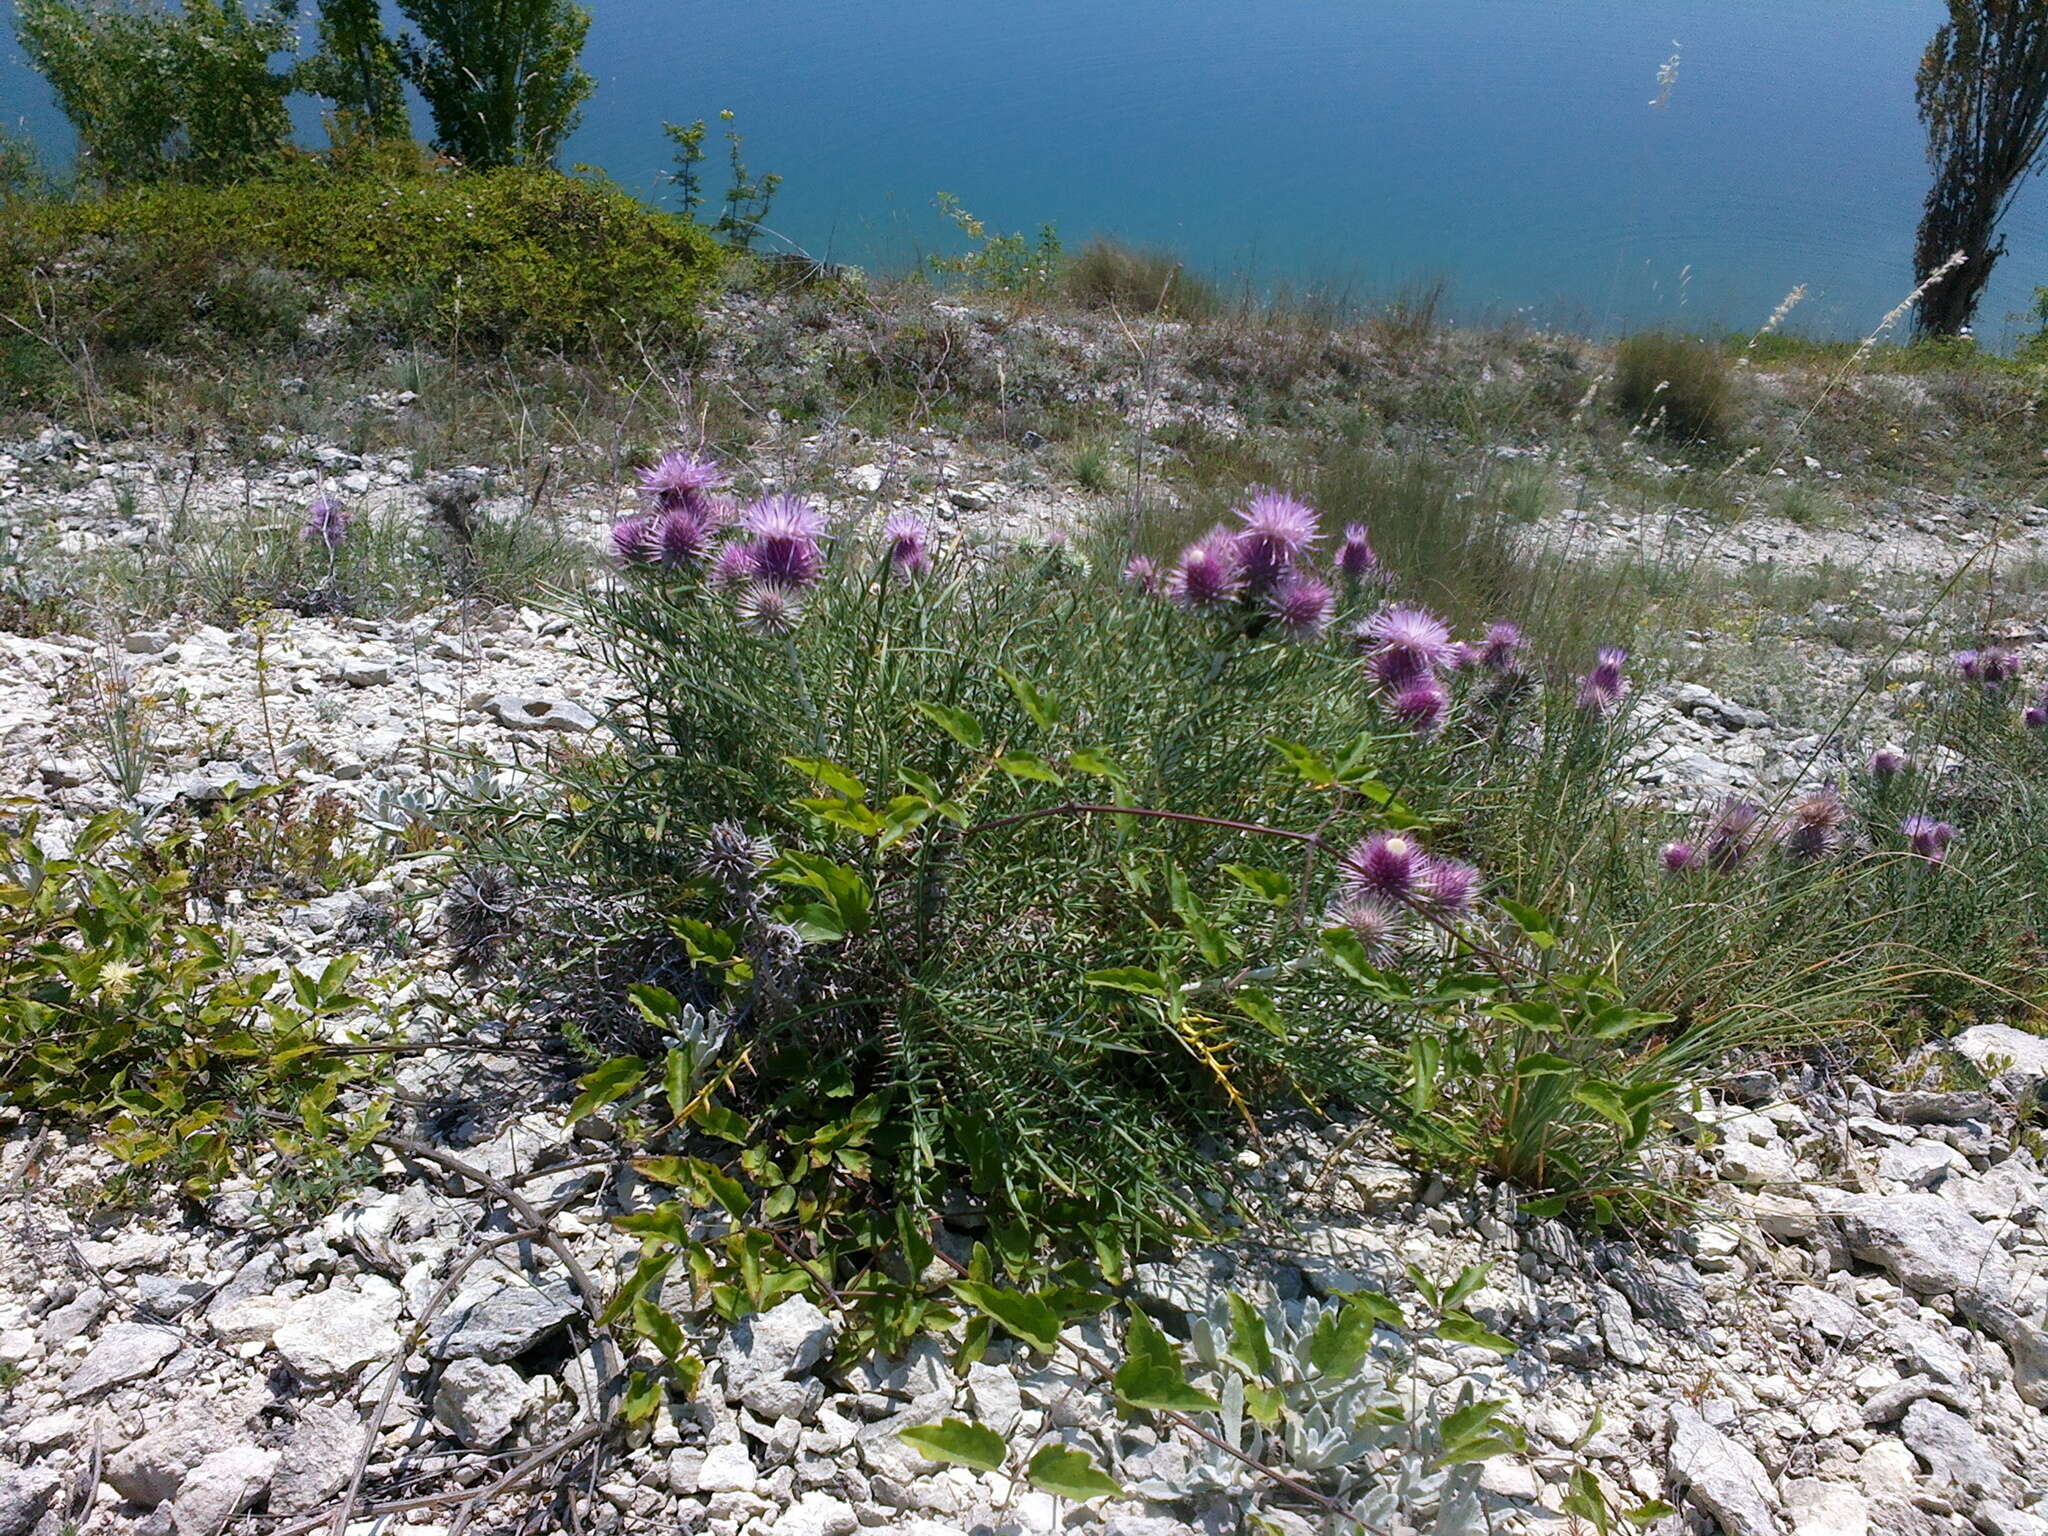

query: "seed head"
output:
734 579 805 636
1324 894 1407 963
1783 786 1847 861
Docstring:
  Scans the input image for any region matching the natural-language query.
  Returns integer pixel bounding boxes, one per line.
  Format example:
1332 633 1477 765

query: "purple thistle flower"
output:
1900 814 1955 864
741 495 827 588
303 496 350 549
1480 622 1527 674
1358 603 1456 692
1269 575 1335 638
1323 894 1407 963
883 513 930 575
734 579 805 636
1339 832 1427 905
1390 677 1449 735
652 507 716 567
1702 797 1765 871
611 514 659 566
1782 787 1847 861
1122 554 1161 594
639 451 729 516
1233 490 1320 594
1660 840 1700 874
1336 523 1379 582
1869 748 1908 779
1957 646 2019 687
708 541 755 591
1577 646 1629 714
1170 528 1243 609
1446 641 1482 672
2026 697 2047 730
1416 855 1480 915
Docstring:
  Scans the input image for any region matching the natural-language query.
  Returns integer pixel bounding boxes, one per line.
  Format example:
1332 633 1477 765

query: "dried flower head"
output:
1336 523 1379 581
640 451 729 516
697 821 775 888
1269 575 1335 638
741 495 828 588
1783 786 1847 861
734 579 805 636
1170 528 1243 609
1324 894 1407 963
1577 647 1629 713
883 513 930 575
1900 814 1955 864
304 496 350 549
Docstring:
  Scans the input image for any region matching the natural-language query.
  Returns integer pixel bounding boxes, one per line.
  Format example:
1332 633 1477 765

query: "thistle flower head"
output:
304 496 350 549
1358 603 1455 692
696 821 774 887
1122 554 1162 594
639 451 729 515
1869 748 1909 779
1702 797 1765 871
1480 622 1527 674
2027 699 2047 730
1901 814 1955 864
708 541 755 591
1577 646 1629 713
610 514 658 566
883 513 929 575
1783 786 1847 861
1336 523 1379 581
1417 855 1480 915
1232 490 1321 592
1660 840 1700 874
1390 677 1449 735
1446 641 1482 672
741 495 827 587
1269 574 1335 638
1957 646 2019 687
1170 527 1243 609
1339 832 1425 905
652 506 716 567
1323 894 1407 963
734 579 805 636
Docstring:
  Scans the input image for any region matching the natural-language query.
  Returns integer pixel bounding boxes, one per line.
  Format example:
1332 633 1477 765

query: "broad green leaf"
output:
897 1417 1007 1472
949 1281 1063 1353
1232 989 1285 1037
996 752 1064 785
1243 1380 1283 1427
688 1102 751 1143
913 701 985 749
567 1057 646 1124
1220 863 1290 902
1266 737 1334 786
1322 931 1414 999
1026 1445 1123 1501
1225 1292 1272 1377
1068 748 1125 781
633 1295 687 1360
1438 1314 1517 1354
783 756 867 800
1306 1299 1374 1379
1570 1080 1638 1132
1084 966 1168 997
622 1369 664 1424
997 666 1059 730
1495 896 1557 949
1114 1305 1218 1413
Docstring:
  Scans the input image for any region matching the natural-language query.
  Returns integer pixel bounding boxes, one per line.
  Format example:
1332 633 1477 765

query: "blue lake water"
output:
4 0 2046 342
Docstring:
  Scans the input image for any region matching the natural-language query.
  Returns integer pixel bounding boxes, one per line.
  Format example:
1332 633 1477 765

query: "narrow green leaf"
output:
1083 966 1168 997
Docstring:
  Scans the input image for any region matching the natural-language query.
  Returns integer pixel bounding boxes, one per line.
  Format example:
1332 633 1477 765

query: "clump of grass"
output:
1062 237 1220 319
1613 331 1735 443
1070 441 1113 492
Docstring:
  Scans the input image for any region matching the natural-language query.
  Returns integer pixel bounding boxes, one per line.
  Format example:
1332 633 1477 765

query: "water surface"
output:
4 0 2044 341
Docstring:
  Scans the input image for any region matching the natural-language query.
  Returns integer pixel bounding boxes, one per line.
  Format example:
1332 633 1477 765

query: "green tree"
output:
396 0 593 168
297 0 410 143
1912 0 2048 335
14 0 296 185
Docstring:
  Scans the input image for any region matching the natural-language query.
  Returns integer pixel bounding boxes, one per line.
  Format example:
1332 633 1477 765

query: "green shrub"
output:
1612 331 1734 442
0 160 726 352
14 0 296 185
1063 237 1220 319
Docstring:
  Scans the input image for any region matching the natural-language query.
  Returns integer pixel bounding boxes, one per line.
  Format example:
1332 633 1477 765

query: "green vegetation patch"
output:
0 159 726 352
